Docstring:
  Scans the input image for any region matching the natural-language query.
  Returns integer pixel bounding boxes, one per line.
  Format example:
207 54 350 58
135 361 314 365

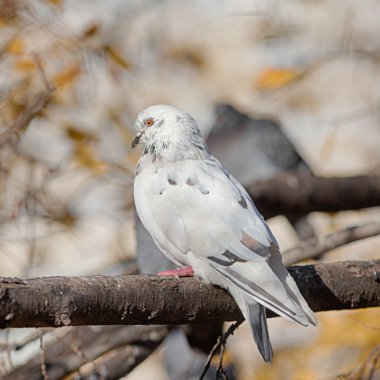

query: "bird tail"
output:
269 250 317 326
230 288 273 363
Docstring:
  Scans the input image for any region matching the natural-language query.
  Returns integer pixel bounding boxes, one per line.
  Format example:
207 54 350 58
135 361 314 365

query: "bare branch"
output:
333 344 380 379
77 331 167 380
3 325 169 380
283 221 380 266
0 87 54 146
199 320 243 380
39 334 49 380
0 260 379 329
248 173 380 219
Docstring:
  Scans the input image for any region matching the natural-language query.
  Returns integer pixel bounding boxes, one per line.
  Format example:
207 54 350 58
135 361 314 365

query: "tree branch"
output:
199 320 243 380
283 221 380 266
248 173 380 219
0 87 54 146
3 325 169 380
1 260 380 329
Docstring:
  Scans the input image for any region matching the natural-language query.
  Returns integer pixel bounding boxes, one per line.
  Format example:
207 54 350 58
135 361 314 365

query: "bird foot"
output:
158 266 194 277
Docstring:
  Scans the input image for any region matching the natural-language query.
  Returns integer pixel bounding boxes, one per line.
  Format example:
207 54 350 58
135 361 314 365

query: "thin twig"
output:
4 326 169 380
33 53 54 93
39 333 48 380
283 220 380 266
216 340 229 380
199 319 243 380
4 329 13 372
0 88 54 146
0 329 53 351
0 54 54 146
366 346 380 380
69 342 104 380
334 344 380 380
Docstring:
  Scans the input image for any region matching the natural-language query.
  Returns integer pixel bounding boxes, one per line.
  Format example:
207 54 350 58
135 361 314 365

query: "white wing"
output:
134 156 316 326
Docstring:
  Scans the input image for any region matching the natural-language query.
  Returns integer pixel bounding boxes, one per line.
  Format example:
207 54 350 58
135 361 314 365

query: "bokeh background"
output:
0 1 380 379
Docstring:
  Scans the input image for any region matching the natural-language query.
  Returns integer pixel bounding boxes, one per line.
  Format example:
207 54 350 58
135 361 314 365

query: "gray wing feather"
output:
269 249 317 325
209 260 310 326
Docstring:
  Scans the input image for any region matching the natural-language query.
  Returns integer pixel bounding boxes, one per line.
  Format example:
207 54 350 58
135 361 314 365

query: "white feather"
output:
133 104 317 361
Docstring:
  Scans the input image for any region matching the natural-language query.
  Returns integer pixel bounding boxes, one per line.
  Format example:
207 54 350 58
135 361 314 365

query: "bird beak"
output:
131 118 145 149
131 131 143 149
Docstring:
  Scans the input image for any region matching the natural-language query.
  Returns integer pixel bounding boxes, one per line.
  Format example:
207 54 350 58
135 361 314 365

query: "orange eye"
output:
145 118 154 127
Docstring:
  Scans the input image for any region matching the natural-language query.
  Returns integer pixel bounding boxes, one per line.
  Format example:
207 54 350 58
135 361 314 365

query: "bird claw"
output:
158 266 194 278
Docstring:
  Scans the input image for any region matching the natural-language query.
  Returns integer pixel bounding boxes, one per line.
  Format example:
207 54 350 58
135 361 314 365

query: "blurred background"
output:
0 0 380 379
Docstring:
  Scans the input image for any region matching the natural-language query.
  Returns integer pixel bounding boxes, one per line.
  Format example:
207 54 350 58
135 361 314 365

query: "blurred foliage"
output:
253 309 380 380
0 1 379 379
256 68 302 90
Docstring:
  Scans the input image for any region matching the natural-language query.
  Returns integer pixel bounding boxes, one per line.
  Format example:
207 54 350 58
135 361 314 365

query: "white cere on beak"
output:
131 130 144 149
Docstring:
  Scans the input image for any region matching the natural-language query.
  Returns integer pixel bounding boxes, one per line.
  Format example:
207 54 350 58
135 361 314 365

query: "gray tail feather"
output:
228 287 273 363
246 301 273 363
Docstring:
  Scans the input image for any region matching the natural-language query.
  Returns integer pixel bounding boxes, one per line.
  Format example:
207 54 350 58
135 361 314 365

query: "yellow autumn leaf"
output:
53 65 81 89
73 142 106 175
46 0 63 5
256 67 302 90
81 23 100 39
65 127 105 174
14 58 35 71
254 309 380 380
66 126 94 142
54 211 77 228
7 37 24 55
104 45 132 69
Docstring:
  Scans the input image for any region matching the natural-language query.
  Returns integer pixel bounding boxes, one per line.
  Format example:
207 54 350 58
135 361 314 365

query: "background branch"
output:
283 220 380 265
0 87 54 146
1 260 380 329
249 173 380 219
3 325 169 380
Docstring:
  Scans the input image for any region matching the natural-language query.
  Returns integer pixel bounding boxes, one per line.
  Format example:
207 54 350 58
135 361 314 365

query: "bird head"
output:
131 104 204 150
131 105 178 149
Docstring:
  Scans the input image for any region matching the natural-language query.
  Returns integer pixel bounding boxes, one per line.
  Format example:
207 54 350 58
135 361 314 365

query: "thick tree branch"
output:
248 173 380 219
1 260 379 329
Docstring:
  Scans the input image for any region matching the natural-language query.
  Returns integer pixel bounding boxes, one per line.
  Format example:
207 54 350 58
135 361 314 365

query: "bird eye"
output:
144 118 154 127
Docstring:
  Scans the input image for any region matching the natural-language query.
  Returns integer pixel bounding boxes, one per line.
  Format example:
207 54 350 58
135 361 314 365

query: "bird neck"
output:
136 136 209 175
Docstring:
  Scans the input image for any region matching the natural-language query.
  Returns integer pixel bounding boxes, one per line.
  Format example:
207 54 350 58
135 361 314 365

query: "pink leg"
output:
158 265 194 277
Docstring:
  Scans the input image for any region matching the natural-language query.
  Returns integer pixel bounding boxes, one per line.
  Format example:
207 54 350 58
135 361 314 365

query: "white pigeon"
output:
132 104 317 362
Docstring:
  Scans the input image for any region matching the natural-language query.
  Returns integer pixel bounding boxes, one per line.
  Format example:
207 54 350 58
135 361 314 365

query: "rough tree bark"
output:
249 173 380 219
1 260 379 329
